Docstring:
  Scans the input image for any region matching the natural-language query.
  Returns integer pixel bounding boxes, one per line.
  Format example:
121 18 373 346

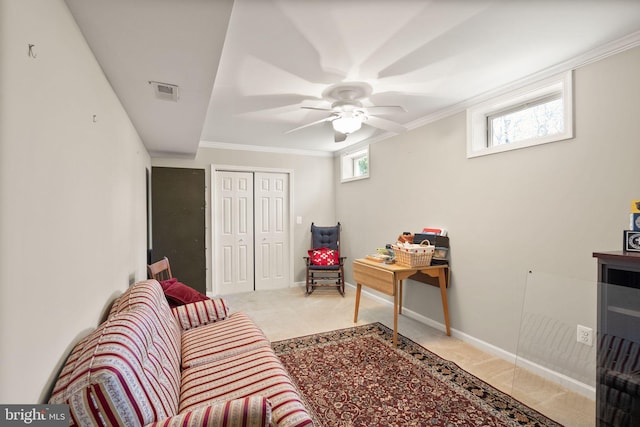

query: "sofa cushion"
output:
180 347 313 427
171 298 229 331
47 334 93 410
109 279 180 321
146 396 272 427
181 312 270 369
105 280 182 371
49 310 181 426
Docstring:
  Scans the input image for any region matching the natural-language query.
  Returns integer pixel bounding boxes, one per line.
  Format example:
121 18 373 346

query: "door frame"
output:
211 164 294 295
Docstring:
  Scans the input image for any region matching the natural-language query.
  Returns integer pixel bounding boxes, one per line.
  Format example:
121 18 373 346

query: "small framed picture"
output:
623 230 640 252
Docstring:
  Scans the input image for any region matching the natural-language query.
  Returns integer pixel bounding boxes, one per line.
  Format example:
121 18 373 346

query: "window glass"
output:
353 154 368 177
488 94 564 146
467 71 573 158
341 147 369 182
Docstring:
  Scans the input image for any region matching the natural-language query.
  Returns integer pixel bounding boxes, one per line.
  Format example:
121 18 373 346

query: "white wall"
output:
336 46 640 385
152 147 336 291
0 0 150 403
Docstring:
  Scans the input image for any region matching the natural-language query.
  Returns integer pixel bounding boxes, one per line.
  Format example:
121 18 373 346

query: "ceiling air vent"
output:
149 81 179 102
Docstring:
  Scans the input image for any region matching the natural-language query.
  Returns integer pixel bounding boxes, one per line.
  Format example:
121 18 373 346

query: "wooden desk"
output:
352 258 450 346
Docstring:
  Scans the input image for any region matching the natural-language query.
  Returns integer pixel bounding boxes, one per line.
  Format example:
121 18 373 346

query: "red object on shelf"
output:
422 227 443 235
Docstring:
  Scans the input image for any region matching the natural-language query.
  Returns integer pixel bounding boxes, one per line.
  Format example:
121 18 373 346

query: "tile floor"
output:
223 285 595 427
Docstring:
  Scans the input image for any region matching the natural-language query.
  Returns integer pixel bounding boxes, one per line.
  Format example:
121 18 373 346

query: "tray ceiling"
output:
66 0 640 157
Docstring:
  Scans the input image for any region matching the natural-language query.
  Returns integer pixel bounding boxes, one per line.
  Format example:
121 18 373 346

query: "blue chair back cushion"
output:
311 223 340 251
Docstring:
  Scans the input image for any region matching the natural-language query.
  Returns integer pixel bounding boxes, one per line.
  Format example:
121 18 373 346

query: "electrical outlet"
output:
577 325 593 346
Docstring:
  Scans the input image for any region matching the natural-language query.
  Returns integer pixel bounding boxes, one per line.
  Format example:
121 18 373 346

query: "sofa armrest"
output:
172 298 230 331
146 396 271 427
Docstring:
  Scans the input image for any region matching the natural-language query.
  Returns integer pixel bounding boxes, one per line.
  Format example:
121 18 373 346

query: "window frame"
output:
466 71 573 158
341 146 370 183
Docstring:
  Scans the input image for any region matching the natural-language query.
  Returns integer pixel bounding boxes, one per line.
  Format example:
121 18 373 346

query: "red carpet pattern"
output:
272 323 562 427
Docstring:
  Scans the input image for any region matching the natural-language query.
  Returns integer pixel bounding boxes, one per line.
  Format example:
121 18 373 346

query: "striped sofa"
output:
49 280 313 427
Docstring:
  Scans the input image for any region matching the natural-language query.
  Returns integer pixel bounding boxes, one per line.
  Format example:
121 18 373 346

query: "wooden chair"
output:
304 223 345 296
147 256 173 281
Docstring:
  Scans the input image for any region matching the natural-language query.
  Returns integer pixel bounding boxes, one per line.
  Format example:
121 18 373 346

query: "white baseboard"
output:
292 281 306 289
344 282 596 399
447 321 596 399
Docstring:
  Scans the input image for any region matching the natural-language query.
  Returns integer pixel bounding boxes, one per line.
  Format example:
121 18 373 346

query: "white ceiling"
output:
66 0 640 157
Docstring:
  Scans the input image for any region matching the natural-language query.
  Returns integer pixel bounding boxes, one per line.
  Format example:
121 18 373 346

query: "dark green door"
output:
151 167 206 294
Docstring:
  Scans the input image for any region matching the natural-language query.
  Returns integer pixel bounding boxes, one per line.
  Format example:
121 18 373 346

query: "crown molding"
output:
198 140 334 157
148 149 197 159
406 30 640 131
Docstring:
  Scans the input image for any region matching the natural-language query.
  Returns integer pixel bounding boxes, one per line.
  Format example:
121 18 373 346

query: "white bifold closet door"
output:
215 171 289 294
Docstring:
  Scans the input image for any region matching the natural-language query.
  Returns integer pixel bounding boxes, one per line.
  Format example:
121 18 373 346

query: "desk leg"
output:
398 280 403 315
438 269 451 336
353 283 362 323
393 283 398 347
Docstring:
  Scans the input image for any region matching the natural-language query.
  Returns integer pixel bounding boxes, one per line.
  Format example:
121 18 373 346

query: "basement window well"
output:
467 71 573 158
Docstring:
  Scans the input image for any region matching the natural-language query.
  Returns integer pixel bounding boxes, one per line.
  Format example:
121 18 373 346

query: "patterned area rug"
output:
272 323 562 427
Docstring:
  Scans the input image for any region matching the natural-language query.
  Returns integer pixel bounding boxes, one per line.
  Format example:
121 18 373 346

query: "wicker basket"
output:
392 241 435 267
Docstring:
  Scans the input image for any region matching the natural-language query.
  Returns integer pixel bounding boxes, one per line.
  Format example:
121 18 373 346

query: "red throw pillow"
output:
159 278 178 290
160 278 208 307
308 247 339 266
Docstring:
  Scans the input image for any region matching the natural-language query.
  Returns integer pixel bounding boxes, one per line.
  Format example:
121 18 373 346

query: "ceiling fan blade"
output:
364 105 406 115
285 117 332 134
301 106 334 112
365 116 407 134
334 131 347 143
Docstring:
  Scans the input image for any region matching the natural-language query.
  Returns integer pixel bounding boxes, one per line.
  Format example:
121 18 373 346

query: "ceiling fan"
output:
286 82 407 142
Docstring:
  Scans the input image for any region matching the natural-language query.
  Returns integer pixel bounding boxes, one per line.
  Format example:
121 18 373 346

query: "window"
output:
341 146 369 182
467 71 573 158
488 93 564 146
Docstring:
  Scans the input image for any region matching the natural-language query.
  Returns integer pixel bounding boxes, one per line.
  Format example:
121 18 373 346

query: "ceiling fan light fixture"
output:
332 113 362 134
290 82 405 139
